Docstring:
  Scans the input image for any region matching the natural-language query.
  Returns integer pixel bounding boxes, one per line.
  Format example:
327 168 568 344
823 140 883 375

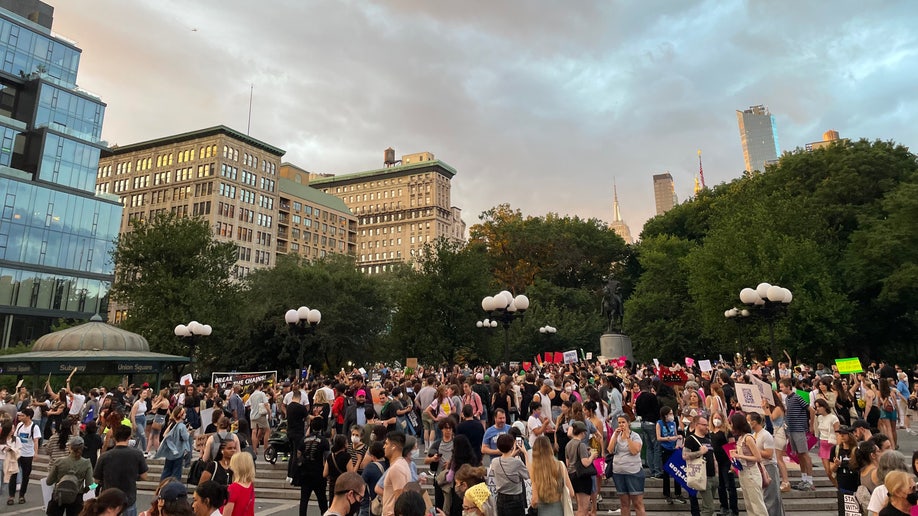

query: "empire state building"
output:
609 183 633 245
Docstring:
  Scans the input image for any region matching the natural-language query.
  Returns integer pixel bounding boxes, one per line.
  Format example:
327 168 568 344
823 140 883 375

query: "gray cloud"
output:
52 0 918 234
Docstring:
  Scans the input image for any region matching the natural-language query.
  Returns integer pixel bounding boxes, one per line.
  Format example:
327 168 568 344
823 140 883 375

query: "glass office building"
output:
0 1 120 347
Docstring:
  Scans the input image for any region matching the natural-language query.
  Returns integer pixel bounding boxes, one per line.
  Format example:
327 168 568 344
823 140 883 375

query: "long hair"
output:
229 451 255 485
451 435 479 469
530 436 562 504
80 488 127 515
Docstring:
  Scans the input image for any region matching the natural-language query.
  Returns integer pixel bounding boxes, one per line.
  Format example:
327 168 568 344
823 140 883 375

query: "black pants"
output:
661 448 683 498
46 499 83 516
496 491 526 516
299 473 328 516
716 467 738 515
9 456 33 497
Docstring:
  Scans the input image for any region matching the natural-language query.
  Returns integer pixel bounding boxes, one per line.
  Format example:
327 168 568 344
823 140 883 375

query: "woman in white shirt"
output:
814 399 840 488
193 480 228 516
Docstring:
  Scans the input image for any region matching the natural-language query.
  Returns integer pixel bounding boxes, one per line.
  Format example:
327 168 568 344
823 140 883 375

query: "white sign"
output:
358 367 367 375
751 376 775 406
736 383 766 415
586 352 593 360
562 350 579 364
180 373 193 386
653 358 660 369
699 360 713 372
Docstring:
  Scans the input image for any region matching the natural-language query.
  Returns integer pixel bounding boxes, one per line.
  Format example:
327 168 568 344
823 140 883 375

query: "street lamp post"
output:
174 321 212 371
285 306 321 371
725 282 792 362
481 290 529 366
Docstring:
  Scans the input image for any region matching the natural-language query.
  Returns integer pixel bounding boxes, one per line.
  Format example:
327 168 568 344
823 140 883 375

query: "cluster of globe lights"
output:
539 325 557 334
724 282 793 318
480 290 529 316
174 320 212 337
284 306 322 326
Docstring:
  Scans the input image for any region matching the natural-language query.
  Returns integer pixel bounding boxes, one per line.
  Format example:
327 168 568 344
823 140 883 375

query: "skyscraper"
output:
652 173 677 215
0 0 121 346
609 182 632 244
737 104 780 172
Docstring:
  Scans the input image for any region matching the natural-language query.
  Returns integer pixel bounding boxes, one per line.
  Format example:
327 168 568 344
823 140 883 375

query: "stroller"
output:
264 421 293 464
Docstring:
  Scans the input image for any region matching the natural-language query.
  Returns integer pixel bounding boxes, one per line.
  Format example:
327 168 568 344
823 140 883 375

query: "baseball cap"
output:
355 389 367 398
475 373 484 381
571 420 587 433
68 436 84 448
159 481 187 502
543 379 555 389
836 425 852 434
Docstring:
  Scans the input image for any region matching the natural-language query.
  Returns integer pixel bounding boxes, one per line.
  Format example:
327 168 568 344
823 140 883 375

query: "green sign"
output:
836 357 864 374
0 363 33 374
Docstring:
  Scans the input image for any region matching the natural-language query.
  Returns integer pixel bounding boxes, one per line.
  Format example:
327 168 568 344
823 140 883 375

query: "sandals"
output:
18 497 24 504
6 498 12 505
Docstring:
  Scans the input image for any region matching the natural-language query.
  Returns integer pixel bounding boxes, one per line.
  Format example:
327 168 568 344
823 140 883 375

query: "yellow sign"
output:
835 357 863 374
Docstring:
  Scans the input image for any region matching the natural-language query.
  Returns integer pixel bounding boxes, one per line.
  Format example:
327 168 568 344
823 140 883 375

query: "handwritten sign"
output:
699 360 712 372
835 358 863 374
562 350 579 364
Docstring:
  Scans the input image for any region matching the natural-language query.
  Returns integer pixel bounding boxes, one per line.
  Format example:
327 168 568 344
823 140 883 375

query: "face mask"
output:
666 415 674 423
348 497 361 516
464 511 478 516
351 436 361 445
713 419 722 427
565 386 573 393
908 491 918 506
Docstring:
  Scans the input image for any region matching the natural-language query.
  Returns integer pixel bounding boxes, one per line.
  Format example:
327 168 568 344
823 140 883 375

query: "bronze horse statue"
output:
602 278 624 334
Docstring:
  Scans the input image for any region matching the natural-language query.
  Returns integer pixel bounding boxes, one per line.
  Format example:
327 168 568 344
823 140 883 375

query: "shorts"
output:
611 470 645 496
422 411 436 432
880 409 898 421
787 431 808 455
818 439 833 460
572 475 593 495
251 415 270 429
773 426 787 450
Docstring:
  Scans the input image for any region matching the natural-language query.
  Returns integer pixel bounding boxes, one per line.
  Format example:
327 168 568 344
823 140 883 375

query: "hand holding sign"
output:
66 367 78 383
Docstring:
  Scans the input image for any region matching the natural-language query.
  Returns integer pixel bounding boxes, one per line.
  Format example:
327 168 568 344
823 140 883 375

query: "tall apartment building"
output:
652 172 677 216
96 126 284 284
309 150 466 275
737 104 780 172
277 163 357 261
0 0 121 347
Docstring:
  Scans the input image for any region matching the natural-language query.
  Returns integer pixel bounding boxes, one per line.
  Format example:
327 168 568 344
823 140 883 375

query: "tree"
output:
228 254 391 373
386 238 493 364
110 213 239 376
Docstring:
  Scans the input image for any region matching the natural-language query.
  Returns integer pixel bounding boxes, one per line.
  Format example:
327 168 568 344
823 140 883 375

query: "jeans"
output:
161 458 183 481
717 466 738 515
688 475 718 516
9 456 32 497
134 415 147 452
123 505 138 516
642 422 661 476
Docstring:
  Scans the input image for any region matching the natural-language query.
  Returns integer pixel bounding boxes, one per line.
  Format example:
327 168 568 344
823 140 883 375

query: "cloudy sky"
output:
50 1 918 237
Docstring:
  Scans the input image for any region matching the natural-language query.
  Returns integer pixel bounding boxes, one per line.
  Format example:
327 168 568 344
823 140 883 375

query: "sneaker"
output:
607 510 621 515
791 481 808 491
674 497 687 504
803 482 816 491
665 498 674 505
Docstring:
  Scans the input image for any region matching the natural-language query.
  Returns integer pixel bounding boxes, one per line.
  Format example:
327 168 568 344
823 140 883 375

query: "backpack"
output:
187 459 206 485
209 432 230 461
52 470 81 505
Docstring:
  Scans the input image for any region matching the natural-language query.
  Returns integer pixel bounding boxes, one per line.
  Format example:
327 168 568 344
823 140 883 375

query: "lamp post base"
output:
600 333 633 362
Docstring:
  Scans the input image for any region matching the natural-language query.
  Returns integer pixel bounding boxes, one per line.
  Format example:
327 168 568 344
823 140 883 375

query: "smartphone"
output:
88 483 98 490
515 437 524 448
428 507 437 516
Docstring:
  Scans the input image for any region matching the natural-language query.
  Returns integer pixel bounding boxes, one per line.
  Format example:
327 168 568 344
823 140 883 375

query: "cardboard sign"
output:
699 360 712 372
835 357 863 374
736 383 766 415
562 350 579 364
795 389 811 404
553 352 563 364
180 374 194 386
406 358 418 369
586 352 593 360
523 362 532 372
663 448 698 496
751 375 775 406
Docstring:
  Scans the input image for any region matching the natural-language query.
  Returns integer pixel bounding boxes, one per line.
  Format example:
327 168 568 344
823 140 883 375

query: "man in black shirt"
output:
286 389 309 448
93 423 148 516
634 379 662 477
471 373 492 426
683 416 718 516
456 405 485 463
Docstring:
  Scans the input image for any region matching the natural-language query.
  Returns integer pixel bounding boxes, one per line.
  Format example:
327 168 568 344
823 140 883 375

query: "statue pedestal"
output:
600 333 633 362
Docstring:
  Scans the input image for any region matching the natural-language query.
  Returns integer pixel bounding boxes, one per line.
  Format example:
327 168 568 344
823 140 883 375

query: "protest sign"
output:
751 376 775 406
406 358 418 369
736 383 766 415
663 448 697 496
653 358 660 369
179 374 193 386
563 350 579 364
841 492 861 516
553 352 563 364
211 370 277 397
835 357 863 374
699 360 712 372
685 357 695 367
586 352 593 360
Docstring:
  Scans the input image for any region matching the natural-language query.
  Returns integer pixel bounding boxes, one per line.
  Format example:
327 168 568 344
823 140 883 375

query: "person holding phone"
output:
488 434 529 516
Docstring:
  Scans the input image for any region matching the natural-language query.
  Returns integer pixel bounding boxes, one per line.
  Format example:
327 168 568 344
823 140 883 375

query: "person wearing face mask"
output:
656 406 685 504
326 472 367 516
348 425 371 473
867 451 912 516
877 470 916 516
710 415 739 516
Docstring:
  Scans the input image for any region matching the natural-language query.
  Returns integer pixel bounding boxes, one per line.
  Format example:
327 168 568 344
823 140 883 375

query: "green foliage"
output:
109 213 240 375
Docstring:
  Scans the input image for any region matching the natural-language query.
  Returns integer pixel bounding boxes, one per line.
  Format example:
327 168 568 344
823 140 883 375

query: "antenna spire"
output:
246 84 254 135
612 179 622 222
697 149 706 189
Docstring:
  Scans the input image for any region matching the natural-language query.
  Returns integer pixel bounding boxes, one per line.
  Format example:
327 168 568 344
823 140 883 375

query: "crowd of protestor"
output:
2 356 917 516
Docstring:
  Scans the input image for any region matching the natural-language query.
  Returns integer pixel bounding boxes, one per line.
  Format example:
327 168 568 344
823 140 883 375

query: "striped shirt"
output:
784 393 810 433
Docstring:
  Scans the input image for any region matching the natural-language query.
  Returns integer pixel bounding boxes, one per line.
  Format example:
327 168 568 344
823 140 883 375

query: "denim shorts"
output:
612 469 645 495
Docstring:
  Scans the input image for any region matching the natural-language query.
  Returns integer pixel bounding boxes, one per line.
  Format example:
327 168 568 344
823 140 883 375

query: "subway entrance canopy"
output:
0 315 188 387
